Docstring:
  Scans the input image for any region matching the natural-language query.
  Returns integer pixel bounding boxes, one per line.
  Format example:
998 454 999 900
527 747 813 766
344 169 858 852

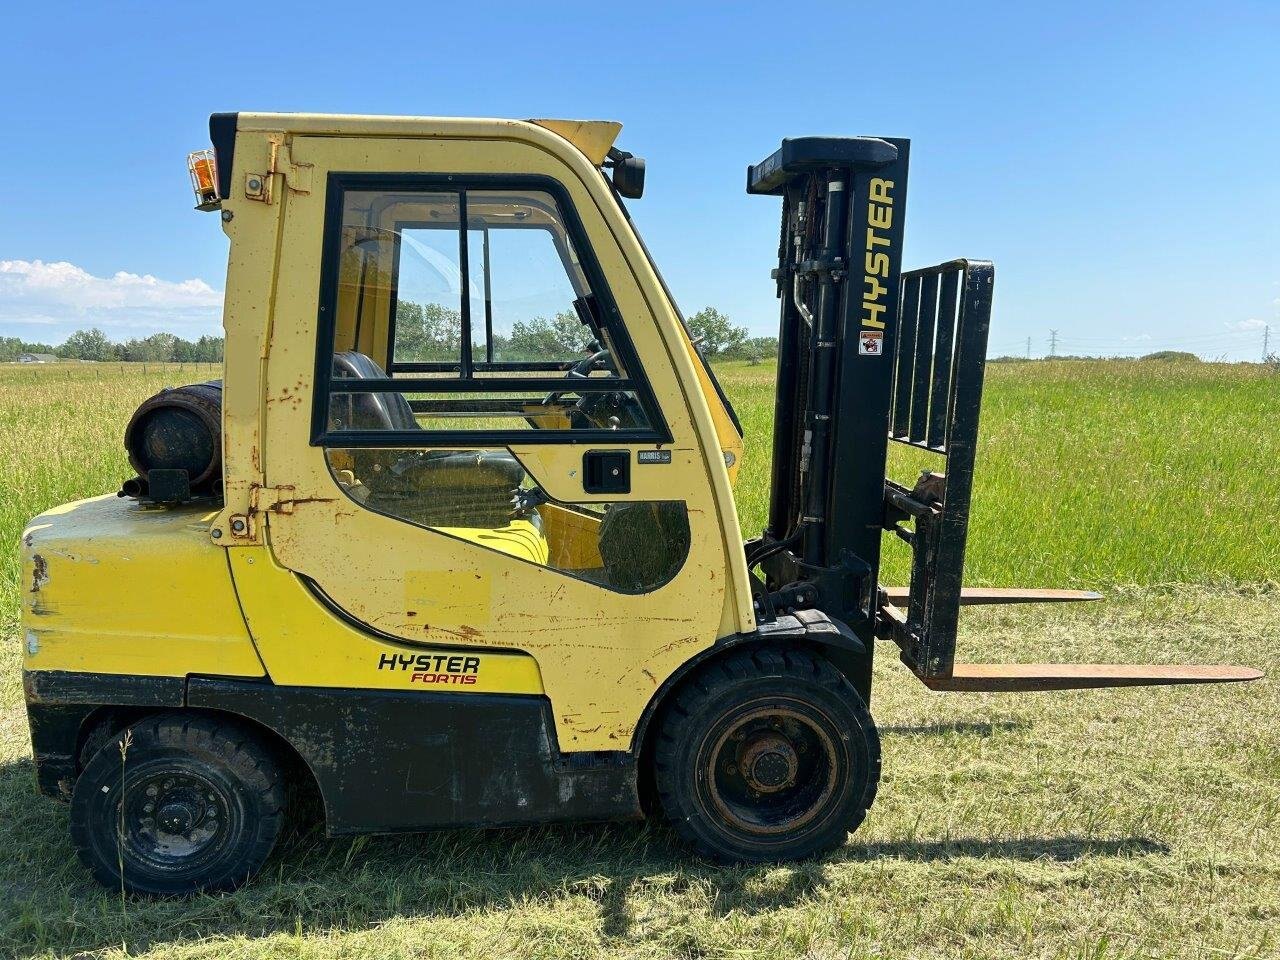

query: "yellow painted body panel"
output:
685 341 745 486
20 496 264 679
529 119 623 165
228 546 543 693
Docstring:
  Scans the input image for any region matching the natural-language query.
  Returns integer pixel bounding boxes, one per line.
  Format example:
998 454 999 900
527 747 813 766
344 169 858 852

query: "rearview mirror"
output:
608 150 646 199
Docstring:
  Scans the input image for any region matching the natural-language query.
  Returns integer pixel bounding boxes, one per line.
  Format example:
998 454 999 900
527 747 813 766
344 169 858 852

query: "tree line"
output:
5 305 776 366
393 302 778 363
0 329 225 363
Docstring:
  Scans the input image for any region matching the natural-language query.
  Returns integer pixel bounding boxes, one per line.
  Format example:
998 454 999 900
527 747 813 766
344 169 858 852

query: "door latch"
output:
582 451 630 494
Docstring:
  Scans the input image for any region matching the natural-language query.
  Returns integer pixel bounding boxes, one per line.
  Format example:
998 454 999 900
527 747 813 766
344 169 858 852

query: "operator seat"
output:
330 351 418 432
328 351 528 528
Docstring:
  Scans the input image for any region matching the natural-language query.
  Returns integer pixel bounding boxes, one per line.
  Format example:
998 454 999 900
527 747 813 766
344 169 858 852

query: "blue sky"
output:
1 1 1277 359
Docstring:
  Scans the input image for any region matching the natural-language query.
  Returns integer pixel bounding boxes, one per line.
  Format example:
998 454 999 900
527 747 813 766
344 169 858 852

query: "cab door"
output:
257 131 730 752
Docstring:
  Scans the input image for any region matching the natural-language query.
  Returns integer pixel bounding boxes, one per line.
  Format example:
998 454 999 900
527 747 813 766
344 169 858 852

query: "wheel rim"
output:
116 761 240 878
702 701 844 837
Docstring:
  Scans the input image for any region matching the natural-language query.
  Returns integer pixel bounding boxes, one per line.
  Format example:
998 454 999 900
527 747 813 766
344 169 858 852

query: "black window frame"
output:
311 172 672 448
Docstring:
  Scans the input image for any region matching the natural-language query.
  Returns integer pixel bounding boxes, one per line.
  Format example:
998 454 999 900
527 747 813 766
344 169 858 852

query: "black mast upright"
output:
749 137 909 633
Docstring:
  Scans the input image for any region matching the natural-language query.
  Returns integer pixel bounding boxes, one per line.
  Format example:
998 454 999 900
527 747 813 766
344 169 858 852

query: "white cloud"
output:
0 259 223 341
1228 318 1268 331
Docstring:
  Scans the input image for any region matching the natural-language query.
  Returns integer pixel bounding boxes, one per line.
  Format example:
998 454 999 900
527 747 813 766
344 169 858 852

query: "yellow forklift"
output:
20 113 1261 895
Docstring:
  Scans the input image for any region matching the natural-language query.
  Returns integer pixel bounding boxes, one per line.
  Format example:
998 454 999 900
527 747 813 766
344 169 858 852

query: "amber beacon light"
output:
187 149 220 209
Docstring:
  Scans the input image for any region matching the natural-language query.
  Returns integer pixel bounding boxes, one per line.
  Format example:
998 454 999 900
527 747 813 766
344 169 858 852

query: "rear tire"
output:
653 647 879 863
70 714 284 896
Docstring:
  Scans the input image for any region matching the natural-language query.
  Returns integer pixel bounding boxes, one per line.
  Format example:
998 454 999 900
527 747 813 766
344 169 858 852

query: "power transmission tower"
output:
1265 324 1271 360
1026 336 1031 359
1049 329 1058 357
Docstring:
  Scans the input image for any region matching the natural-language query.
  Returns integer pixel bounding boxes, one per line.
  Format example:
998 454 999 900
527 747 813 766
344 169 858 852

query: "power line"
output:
1055 330 1261 345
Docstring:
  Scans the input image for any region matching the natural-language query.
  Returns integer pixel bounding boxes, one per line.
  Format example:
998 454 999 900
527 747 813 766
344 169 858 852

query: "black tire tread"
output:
69 713 285 896
652 645 880 863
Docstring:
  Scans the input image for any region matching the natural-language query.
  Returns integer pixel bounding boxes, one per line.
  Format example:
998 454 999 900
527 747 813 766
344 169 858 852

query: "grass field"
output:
0 360 1277 959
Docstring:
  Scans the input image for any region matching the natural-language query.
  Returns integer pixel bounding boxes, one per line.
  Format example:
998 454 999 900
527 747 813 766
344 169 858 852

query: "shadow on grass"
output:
879 719 1031 737
0 755 1166 958
841 835 1169 863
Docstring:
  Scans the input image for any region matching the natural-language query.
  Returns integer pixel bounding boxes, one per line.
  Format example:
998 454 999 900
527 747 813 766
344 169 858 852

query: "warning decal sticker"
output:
859 330 884 355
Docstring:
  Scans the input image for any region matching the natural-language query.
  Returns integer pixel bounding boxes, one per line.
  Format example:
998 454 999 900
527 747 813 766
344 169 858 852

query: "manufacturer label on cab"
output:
377 652 480 685
861 177 895 349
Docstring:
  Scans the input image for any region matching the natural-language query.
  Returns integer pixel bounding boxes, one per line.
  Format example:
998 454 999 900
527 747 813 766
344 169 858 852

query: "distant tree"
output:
722 335 779 363
505 311 594 360
393 300 462 361
687 307 748 358
192 335 224 363
4 338 58 358
120 332 179 362
170 337 197 363
1140 351 1200 363
1 330 222 364
58 328 113 361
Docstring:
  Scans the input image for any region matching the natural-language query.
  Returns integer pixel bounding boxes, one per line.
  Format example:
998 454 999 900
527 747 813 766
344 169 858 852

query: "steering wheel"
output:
542 347 614 406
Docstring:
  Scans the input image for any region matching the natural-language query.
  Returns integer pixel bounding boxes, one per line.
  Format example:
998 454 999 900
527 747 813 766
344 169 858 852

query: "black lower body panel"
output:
186 678 642 835
24 670 187 799
26 703 92 798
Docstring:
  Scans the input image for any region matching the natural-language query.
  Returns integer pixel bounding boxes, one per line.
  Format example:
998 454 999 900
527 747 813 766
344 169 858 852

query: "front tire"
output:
653 647 880 863
70 714 285 896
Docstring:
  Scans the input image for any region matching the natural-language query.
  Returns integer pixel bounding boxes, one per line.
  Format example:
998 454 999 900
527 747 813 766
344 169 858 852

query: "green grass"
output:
0 360 1277 959
725 358 1280 587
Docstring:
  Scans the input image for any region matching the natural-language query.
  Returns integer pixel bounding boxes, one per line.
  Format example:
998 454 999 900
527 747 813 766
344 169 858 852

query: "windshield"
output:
607 185 744 437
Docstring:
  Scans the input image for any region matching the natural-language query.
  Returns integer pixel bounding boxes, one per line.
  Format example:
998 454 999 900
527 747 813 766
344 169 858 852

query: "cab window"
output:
313 177 666 444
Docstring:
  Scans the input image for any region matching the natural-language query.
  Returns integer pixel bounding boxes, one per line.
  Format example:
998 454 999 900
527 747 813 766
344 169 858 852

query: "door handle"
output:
582 450 630 494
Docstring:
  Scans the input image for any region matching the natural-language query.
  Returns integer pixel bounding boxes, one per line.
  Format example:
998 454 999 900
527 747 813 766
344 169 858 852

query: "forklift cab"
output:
209 115 759 751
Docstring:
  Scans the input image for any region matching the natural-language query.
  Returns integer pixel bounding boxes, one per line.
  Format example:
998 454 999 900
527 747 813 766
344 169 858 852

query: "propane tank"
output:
123 381 223 498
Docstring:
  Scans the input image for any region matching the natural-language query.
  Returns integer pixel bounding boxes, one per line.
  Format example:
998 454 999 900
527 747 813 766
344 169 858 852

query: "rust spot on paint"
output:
269 497 337 511
423 623 484 643
30 554 48 593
